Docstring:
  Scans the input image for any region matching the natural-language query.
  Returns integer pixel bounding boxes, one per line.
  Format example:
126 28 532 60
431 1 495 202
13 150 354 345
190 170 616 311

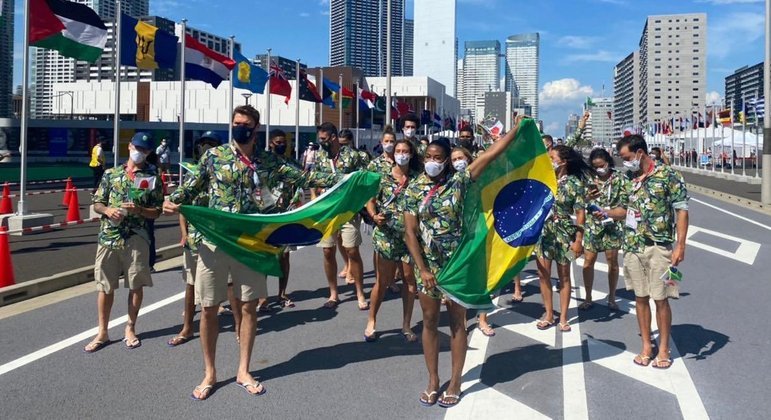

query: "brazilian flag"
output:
180 171 380 277
436 119 557 309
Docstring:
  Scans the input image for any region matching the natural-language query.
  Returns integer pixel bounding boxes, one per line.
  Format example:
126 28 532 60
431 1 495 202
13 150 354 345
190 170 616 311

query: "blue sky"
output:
12 0 765 134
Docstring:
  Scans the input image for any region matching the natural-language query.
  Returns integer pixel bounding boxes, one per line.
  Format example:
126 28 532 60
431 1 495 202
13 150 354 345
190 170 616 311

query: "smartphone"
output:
587 204 603 213
587 184 599 194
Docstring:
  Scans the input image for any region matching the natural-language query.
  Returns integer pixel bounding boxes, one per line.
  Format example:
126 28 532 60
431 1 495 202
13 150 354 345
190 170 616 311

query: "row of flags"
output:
644 100 766 136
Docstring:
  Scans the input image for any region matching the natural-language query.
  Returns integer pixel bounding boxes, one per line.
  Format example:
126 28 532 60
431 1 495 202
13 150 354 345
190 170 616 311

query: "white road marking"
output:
691 197 771 232
686 225 761 265
0 292 185 377
563 264 589 420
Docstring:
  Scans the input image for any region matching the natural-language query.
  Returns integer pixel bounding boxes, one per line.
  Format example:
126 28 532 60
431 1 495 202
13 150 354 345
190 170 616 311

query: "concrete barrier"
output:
0 244 183 307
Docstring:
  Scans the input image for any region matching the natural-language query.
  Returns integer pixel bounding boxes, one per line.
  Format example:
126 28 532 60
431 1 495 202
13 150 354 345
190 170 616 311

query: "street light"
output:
52 90 74 119
242 92 253 105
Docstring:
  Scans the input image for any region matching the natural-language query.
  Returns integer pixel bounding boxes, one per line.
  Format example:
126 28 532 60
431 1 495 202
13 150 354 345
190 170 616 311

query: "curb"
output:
687 183 771 216
0 244 183 307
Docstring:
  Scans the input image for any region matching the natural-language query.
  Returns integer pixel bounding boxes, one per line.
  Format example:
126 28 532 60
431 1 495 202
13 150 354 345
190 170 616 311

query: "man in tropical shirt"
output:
84 132 163 353
607 134 689 370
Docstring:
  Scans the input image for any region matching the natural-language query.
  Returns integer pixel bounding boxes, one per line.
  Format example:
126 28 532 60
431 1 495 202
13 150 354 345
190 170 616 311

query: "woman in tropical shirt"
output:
580 148 629 312
403 117 525 408
364 137 422 343
536 145 592 332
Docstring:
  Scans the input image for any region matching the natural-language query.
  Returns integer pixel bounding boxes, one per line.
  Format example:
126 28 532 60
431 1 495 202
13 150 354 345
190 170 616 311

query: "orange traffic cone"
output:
62 177 73 207
66 186 81 222
0 226 15 288
0 182 13 215
160 172 169 195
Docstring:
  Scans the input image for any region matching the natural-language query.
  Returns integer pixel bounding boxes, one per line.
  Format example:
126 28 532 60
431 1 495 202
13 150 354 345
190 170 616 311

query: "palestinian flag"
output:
180 171 380 276
30 0 107 63
437 119 557 309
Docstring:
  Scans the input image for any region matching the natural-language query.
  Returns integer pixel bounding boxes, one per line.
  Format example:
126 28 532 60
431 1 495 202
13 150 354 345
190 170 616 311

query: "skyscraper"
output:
329 0 405 77
0 0 14 117
638 14 706 126
403 18 413 76
31 0 150 116
725 62 763 120
461 40 500 119
613 51 640 138
504 33 539 120
414 0 457 96
585 97 614 146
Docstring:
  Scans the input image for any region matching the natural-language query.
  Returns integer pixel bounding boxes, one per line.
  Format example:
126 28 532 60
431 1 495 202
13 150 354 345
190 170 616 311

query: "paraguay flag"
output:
436 119 557 309
184 34 235 88
179 171 380 276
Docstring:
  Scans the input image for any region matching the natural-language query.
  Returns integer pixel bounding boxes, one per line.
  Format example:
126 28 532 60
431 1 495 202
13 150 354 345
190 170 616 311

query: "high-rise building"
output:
403 18 413 76
504 33 539 120
585 97 614 146
725 62 764 120
456 58 464 105
461 40 500 120
1 0 14 117
329 0 405 77
565 113 579 139
638 14 707 126
613 51 640 138
31 0 150 116
414 0 457 96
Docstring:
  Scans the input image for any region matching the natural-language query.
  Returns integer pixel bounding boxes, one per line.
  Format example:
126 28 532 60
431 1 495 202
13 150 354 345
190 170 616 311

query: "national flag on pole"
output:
358 87 376 109
298 70 322 103
232 49 268 94
180 171 380 277
29 0 108 63
120 14 178 70
269 61 292 102
420 110 431 125
718 109 732 126
395 100 411 117
340 87 354 109
321 79 338 109
433 113 442 130
436 119 557 308
585 96 595 108
751 97 765 119
183 34 236 88
373 96 386 113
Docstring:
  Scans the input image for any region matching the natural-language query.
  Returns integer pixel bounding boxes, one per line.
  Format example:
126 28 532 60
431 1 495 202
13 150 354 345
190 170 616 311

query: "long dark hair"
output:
394 138 422 173
589 148 614 168
552 145 595 180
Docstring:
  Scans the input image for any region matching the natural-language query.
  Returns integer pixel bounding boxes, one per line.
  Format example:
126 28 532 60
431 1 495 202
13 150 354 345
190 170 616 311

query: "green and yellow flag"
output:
180 171 380 277
437 119 557 309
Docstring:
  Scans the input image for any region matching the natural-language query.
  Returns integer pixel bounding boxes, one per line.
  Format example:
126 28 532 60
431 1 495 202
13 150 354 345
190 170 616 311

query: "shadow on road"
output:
672 323 729 361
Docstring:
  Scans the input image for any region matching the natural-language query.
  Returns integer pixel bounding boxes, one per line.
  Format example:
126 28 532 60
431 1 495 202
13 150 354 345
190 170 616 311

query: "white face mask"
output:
623 153 641 173
383 143 395 154
403 128 416 139
453 160 469 172
130 149 146 164
425 160 446 177
394 153 411 166
596 167 609 176
552 161 562 171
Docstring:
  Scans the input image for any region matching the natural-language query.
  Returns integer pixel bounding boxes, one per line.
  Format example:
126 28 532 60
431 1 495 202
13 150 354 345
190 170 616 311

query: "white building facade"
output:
413 0 457 96
461 40 500 120
586 97 614 146
613 51 640 138
505 33 539 120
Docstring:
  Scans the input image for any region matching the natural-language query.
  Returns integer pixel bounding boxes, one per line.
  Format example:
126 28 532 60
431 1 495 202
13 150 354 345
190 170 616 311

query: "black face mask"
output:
233 125 254 144
274 144 287 155
458 139 473 149
320 141 331 152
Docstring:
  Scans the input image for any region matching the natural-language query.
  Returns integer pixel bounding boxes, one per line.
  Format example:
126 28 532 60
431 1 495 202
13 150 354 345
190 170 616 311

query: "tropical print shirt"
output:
92 164 163 249
563 126 586 148
314 145 371 175
620 162 689 253
537 174 586 264
265 154 305 212
169 143 338 214
585 170 630 238
404 171 473 274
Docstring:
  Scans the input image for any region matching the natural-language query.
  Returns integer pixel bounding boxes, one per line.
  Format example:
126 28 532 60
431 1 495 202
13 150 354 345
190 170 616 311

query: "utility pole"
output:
763 0 771 204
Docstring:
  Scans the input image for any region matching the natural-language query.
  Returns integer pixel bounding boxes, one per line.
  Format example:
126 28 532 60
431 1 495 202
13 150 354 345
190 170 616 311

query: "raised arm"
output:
467 115 526 181
564 111 590 148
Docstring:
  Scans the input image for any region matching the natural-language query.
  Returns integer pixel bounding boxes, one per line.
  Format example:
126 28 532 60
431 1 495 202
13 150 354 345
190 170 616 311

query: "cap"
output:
130 132 154 150
198 131 222 145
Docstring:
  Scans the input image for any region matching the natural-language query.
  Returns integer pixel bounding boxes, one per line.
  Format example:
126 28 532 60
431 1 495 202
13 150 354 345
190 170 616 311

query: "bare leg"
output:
179 284 196 338
400 262 417 335
322 246 339 302
366 254 396 335
228 284 242 339
512 275 523 301
581 251 598 305
654 299 672 364
124 288 143 342
636 297 654 359
537 257 555 323
605 249 620 304
337 235 350 281
278 252 290 300
193 305 219 398
235 299 264 393
557 264 572 326
445 300 468 399
419 293 441 395
86 291 114 349
346 246 367 307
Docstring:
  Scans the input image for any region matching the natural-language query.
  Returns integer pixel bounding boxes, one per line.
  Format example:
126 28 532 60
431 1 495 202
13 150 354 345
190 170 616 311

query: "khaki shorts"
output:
182 247 198 286
623 245 679 300
94 235 153 293
317 216 362 248
195 241 268 307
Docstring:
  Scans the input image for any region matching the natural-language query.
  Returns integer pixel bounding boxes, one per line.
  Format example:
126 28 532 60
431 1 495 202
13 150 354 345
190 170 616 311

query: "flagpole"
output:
690 111 695 168
178 19 187 185
17 0 32 215
228 36 235 144
319 67 324 124
385 0 392 126
265 48 272 151
423 96 428 136
112 5 122 169
338 73 343 129
762 0 771 204
756 89 761 178
742 93 747 176
721 107 725 174
295 59 301 161
355 81 360 148
730 98 735 175
712 104 716 172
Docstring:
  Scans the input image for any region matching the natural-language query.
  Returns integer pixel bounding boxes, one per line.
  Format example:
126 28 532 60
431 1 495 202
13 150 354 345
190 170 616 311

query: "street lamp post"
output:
242 92 253 105
52 91 74 119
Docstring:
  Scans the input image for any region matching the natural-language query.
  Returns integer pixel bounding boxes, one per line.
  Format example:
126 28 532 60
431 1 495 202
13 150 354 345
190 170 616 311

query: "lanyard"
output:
420 180 445 213
382 175 408 208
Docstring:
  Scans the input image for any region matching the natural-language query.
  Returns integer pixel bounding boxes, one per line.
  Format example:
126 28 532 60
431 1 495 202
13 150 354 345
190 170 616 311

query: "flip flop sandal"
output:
122 337 141 349
510 295 524 303
578 301 594 311
83 340 108 353
257 305 273 314
279 298 295 308
438 392 462 408
559 322 572 332
607 301 620 311
536 319 555 330
652 357 673 369
364 330 378 342
237 381 266 396
419 390 439 407
358 301 370 311
323 299 341 309
477 324 496 337
190 385 214 401
402 330 418 342
633 354 653 367
338 270 348 279
167 335 192 347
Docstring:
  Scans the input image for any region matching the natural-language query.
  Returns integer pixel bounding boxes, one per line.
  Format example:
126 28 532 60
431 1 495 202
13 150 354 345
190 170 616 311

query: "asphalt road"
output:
0 190 768 419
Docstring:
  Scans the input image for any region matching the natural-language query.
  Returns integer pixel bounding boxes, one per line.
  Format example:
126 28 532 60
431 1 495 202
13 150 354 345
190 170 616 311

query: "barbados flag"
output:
180 171 380 277
120 14 178 70
437 119 557 309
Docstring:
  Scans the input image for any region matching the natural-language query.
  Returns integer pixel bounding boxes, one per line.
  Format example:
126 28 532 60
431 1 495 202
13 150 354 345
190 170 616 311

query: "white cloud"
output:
539 78 595 106
300 12 310 17
564 50 621 63
544 122 561 134
706 91 722 105
557 36 600 49
709 12 764 59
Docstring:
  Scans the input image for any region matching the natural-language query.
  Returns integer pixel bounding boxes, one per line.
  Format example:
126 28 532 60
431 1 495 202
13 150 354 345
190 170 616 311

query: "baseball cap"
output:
130 132 154 150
